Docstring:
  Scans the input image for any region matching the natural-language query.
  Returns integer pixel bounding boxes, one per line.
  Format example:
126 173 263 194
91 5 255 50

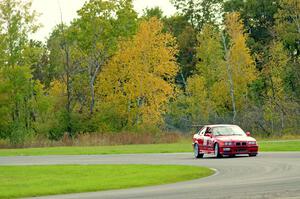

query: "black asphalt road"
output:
1 152 300 199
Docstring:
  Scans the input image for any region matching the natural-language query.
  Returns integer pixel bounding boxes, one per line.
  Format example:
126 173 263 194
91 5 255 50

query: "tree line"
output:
0 0 299 146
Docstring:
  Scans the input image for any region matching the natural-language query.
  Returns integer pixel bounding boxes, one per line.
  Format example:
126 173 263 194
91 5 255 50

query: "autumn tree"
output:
45 0 138 137
220 12 257 123
187 24 224 122
166 15 257 129
196 25 224 91
224 0 279 51
47 23 90 137
96 18 179 131
262 42 290 135
185 76 210 124
73 0 138 114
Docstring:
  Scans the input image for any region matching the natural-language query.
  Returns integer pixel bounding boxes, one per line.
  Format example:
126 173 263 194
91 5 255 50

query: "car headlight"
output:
224 142 233 146
248 141 256 145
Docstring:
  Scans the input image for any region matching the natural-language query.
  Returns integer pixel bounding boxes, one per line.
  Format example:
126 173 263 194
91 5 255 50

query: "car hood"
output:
216 136 256 142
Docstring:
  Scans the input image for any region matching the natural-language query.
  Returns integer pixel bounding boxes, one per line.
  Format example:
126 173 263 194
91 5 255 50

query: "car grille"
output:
237 149 247 152
236 142 247 146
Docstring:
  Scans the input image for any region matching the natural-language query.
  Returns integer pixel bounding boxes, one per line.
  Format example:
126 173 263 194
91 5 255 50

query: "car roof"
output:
205 124 239 128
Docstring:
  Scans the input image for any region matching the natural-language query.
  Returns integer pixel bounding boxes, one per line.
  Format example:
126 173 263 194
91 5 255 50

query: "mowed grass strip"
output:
0 143 190 156
0 140 299 156
0 165 213 199
258 140 300 151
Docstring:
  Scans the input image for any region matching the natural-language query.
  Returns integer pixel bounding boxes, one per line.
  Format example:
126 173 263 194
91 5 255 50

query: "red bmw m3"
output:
193 124 258 158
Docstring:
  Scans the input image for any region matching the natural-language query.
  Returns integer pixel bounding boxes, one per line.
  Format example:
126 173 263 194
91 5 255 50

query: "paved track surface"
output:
1 152 300 199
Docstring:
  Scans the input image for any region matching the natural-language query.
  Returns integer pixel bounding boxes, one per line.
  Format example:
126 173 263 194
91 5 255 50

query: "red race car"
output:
193 124 258 158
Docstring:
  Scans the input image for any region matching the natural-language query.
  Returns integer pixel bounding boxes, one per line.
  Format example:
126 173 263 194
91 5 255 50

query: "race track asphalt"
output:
1 152 300 199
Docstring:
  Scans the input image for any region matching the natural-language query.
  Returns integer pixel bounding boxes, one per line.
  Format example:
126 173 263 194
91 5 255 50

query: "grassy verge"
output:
0 143 190 156
0 140 299 156
0 164 213 199
258 140 300 151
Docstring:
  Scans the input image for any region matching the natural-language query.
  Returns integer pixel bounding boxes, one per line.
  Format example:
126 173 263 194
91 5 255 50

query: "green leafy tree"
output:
0 66 43 145
223 0 281 117
0 0 39 68
46 0 138 137
171 0 223 30
262 41 298 135
47 23 88 137
163 15 197 88
196 24 225 119
23 40 52 86
0 0 43 145
74 0 138 114
275 0 300 55
196 24 224 91
275 0 300 99
224 0 280 54
142 7 164 20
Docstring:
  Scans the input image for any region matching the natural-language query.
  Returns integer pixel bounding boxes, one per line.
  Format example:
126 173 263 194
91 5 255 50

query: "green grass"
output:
258 140 300 151
0 140 299 156
0 164 213 199
0 143 191 156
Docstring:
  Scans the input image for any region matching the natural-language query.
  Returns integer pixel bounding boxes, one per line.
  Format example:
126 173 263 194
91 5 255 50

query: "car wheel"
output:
249 153 257 157
194 144 204 158
214 143 222 158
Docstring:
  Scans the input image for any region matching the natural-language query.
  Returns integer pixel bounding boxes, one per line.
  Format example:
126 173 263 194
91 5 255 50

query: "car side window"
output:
206 127 212 134
199 127 207 136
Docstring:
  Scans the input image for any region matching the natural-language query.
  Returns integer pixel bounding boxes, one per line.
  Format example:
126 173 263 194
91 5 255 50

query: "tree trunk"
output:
64 45 72 137
180 71 187 88
89 61 101 115
59 7 72 137
60 23 72 137
90 81 95 115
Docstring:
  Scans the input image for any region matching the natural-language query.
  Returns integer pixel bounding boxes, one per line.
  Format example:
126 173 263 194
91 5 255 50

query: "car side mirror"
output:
205 133 212 138
246 132 251 136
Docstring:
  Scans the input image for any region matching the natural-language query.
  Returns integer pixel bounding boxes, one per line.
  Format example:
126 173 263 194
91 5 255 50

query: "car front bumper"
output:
220 146 258 155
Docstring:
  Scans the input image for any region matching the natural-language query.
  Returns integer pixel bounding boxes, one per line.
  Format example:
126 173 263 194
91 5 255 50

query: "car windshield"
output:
212 126 246 136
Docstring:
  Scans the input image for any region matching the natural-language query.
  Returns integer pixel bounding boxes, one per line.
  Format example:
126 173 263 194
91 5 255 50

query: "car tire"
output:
194 144 204 159
249 153 257 157
214 143 222 158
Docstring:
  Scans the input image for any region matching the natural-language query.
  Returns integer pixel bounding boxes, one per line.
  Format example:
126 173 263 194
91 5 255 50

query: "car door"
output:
195 127 206 152
198 127 207 151
204 127 214 152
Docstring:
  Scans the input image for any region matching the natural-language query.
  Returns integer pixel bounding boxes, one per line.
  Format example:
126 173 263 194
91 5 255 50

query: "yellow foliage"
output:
196 24 224 89
186 75 211 122
262 41 290 124
49 80 67 110
96 18 179 128
195 24 227 116
263 42 289 101
225 12 257 110
191 13 257 119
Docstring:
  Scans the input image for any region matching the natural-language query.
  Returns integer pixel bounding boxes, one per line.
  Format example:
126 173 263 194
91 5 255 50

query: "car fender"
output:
194 140 199 145
193 134 201 145
213 140 219 146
